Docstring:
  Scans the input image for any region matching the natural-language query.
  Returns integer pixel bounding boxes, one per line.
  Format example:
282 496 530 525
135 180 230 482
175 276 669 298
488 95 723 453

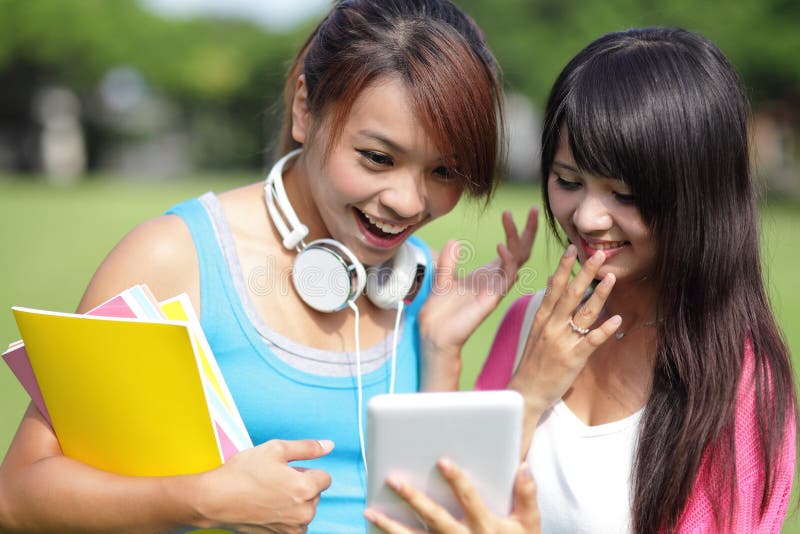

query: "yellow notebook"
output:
12 306 223 477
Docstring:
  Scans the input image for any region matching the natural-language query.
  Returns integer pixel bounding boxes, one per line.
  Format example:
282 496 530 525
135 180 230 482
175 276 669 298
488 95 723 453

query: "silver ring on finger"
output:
568 315 590 335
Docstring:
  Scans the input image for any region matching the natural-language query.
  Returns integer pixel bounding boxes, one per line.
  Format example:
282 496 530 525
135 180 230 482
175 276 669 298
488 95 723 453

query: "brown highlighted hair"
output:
277 0 505 199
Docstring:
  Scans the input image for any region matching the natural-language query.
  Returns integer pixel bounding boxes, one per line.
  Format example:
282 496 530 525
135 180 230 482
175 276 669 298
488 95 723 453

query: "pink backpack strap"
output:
474 293 536 390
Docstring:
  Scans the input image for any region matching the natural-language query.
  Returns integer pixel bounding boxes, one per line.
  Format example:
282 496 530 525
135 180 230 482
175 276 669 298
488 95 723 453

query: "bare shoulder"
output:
77 214 199 313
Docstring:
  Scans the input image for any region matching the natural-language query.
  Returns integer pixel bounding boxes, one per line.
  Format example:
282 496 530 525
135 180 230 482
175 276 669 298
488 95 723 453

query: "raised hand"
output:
509 244 621 449
194 439 334 533
364 459 540 534
418 207 538 391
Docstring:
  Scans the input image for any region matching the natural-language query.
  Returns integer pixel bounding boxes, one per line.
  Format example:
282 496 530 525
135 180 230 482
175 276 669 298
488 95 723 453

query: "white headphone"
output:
264 149 427 313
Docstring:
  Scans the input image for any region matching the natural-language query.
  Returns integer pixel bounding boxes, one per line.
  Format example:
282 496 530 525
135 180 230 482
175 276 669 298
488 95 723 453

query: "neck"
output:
600 275 659 332
281 153 329 242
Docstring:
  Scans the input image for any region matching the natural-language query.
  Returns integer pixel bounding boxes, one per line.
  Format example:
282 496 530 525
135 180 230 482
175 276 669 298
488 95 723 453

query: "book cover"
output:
12 306 223 477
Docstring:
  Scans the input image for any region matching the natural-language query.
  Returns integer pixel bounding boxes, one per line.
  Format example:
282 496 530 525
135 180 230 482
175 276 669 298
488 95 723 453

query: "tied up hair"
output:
278 0 505 199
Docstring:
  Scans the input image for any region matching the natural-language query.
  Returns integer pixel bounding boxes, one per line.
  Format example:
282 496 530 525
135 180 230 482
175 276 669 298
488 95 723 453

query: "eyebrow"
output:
552 160 579 173
552 160 625 182
356 130 407 155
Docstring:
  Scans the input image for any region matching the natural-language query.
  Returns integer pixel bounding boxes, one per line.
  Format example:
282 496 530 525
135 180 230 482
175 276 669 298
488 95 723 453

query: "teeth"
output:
587 241 626 250
363 212 407 235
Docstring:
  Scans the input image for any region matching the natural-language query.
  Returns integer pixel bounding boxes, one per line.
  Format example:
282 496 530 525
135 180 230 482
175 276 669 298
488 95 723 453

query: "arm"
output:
418 208 538 391
0 216 332 533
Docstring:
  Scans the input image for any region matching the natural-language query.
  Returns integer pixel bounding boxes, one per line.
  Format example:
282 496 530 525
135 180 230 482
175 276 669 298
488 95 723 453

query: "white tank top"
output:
526 400 642 534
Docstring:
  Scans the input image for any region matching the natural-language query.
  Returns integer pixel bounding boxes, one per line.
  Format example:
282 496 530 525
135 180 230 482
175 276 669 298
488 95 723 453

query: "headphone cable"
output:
348 301 368 475
389 301 403 395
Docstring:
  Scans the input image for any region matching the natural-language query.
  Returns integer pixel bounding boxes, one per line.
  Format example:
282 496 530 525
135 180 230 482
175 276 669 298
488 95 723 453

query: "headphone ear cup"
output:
365 242 427 309
292 239 367 312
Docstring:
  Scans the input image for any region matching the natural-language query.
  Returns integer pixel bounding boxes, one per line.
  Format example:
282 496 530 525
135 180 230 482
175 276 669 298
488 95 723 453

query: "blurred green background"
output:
1 0 798 529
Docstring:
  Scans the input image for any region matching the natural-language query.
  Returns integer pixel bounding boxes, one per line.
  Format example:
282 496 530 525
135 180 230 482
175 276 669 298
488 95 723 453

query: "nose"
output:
380 171 426 220
572 192 613 234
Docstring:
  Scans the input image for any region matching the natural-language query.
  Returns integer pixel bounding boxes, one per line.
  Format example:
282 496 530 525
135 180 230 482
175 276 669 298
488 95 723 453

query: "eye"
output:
613 192 636 205
357 150 393 168
432 166 455 182
554 174 580 190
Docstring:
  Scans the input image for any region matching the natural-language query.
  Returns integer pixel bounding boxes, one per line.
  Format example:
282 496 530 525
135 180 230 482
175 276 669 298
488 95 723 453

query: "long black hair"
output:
540 27 796 532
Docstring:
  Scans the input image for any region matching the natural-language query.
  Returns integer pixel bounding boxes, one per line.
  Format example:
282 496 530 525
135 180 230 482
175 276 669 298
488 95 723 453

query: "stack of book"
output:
3 284 252 477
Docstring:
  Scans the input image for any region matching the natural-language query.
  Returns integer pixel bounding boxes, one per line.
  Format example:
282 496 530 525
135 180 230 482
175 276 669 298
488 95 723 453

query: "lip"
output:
353 208 417 249
579 236 628 261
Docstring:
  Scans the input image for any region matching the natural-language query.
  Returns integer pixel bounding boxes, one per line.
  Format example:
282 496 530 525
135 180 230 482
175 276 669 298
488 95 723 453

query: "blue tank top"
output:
166 197 432 532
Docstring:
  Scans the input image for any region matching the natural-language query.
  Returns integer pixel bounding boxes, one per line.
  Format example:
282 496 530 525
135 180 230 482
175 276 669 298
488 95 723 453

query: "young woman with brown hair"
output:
0 1 536 532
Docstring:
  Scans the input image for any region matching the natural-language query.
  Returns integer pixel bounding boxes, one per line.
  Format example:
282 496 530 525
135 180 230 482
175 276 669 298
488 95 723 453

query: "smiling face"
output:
291 75 463 266
547 129 657 283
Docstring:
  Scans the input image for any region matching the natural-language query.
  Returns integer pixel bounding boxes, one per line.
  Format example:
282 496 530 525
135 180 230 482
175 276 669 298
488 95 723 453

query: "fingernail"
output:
602 273 616 285
437 457 453 474
386 474 403 490
564 244 576 257
317 440 334 452
363 508 377 521
591 250 605 264
610 315 622 326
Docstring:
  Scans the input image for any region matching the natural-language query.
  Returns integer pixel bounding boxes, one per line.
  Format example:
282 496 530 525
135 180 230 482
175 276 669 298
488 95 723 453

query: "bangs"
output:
563 47 685 216
405 25 503 198
553 39 711 224
305 9 504 200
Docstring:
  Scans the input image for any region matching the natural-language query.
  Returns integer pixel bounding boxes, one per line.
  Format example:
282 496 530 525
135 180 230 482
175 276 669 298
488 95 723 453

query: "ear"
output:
291 75 311 144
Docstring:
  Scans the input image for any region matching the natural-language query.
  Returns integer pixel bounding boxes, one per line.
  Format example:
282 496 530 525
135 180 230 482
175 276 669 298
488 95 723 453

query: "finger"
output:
572 273 615 328
538 245 578 317
435 240 460 290
267 439 335 462
501 210 521 255
386 475 463 533
493 243 515 293
510 463 540 528
497 243 516 276
301 467 333 493
363 508 416 534
437 458 491 527
583 314 622 349
517 206 539 260
553 249 606 320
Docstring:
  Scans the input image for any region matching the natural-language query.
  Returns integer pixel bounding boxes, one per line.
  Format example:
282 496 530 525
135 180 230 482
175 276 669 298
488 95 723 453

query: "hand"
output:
419 208 538 390
194 439 334 534
364 459 540 534
508 245 621 447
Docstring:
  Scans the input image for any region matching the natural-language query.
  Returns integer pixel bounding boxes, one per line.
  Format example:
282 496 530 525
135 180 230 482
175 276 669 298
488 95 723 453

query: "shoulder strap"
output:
512 291 546 376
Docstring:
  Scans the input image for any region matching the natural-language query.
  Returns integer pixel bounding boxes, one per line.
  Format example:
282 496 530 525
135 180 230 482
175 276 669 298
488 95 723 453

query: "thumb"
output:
266 439 335 462
511 463 540 530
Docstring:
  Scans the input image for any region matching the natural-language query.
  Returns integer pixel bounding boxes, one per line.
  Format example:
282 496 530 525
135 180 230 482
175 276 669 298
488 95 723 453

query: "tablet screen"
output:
366 390 524 531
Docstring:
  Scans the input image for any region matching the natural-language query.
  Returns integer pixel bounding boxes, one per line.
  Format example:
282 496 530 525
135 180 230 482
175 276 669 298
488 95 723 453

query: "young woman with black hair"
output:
367 26 797 534
0 1 537 532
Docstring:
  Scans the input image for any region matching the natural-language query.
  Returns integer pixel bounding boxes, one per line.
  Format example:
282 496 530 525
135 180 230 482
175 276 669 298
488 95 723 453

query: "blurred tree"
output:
0 0 307 172
0 0 797 176
458 0 800 106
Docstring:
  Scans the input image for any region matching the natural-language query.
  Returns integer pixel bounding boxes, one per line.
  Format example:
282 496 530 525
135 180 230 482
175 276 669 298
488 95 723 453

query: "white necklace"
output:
614 320 658 340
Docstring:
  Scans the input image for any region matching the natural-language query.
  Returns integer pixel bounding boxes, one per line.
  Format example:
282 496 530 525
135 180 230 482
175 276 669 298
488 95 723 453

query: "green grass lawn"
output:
1 177 798 529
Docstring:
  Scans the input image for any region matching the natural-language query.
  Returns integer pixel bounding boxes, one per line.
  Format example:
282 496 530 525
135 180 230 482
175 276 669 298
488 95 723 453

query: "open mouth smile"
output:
580 237 630 260
354 208 416 248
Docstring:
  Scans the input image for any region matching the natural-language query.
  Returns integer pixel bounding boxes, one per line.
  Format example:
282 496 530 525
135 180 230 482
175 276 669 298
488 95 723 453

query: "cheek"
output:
427 183 463 218
324 155 368 201
547 186 574 229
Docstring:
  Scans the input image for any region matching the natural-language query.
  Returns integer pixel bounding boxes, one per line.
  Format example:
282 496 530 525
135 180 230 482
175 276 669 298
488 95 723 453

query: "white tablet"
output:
366 390 524 531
